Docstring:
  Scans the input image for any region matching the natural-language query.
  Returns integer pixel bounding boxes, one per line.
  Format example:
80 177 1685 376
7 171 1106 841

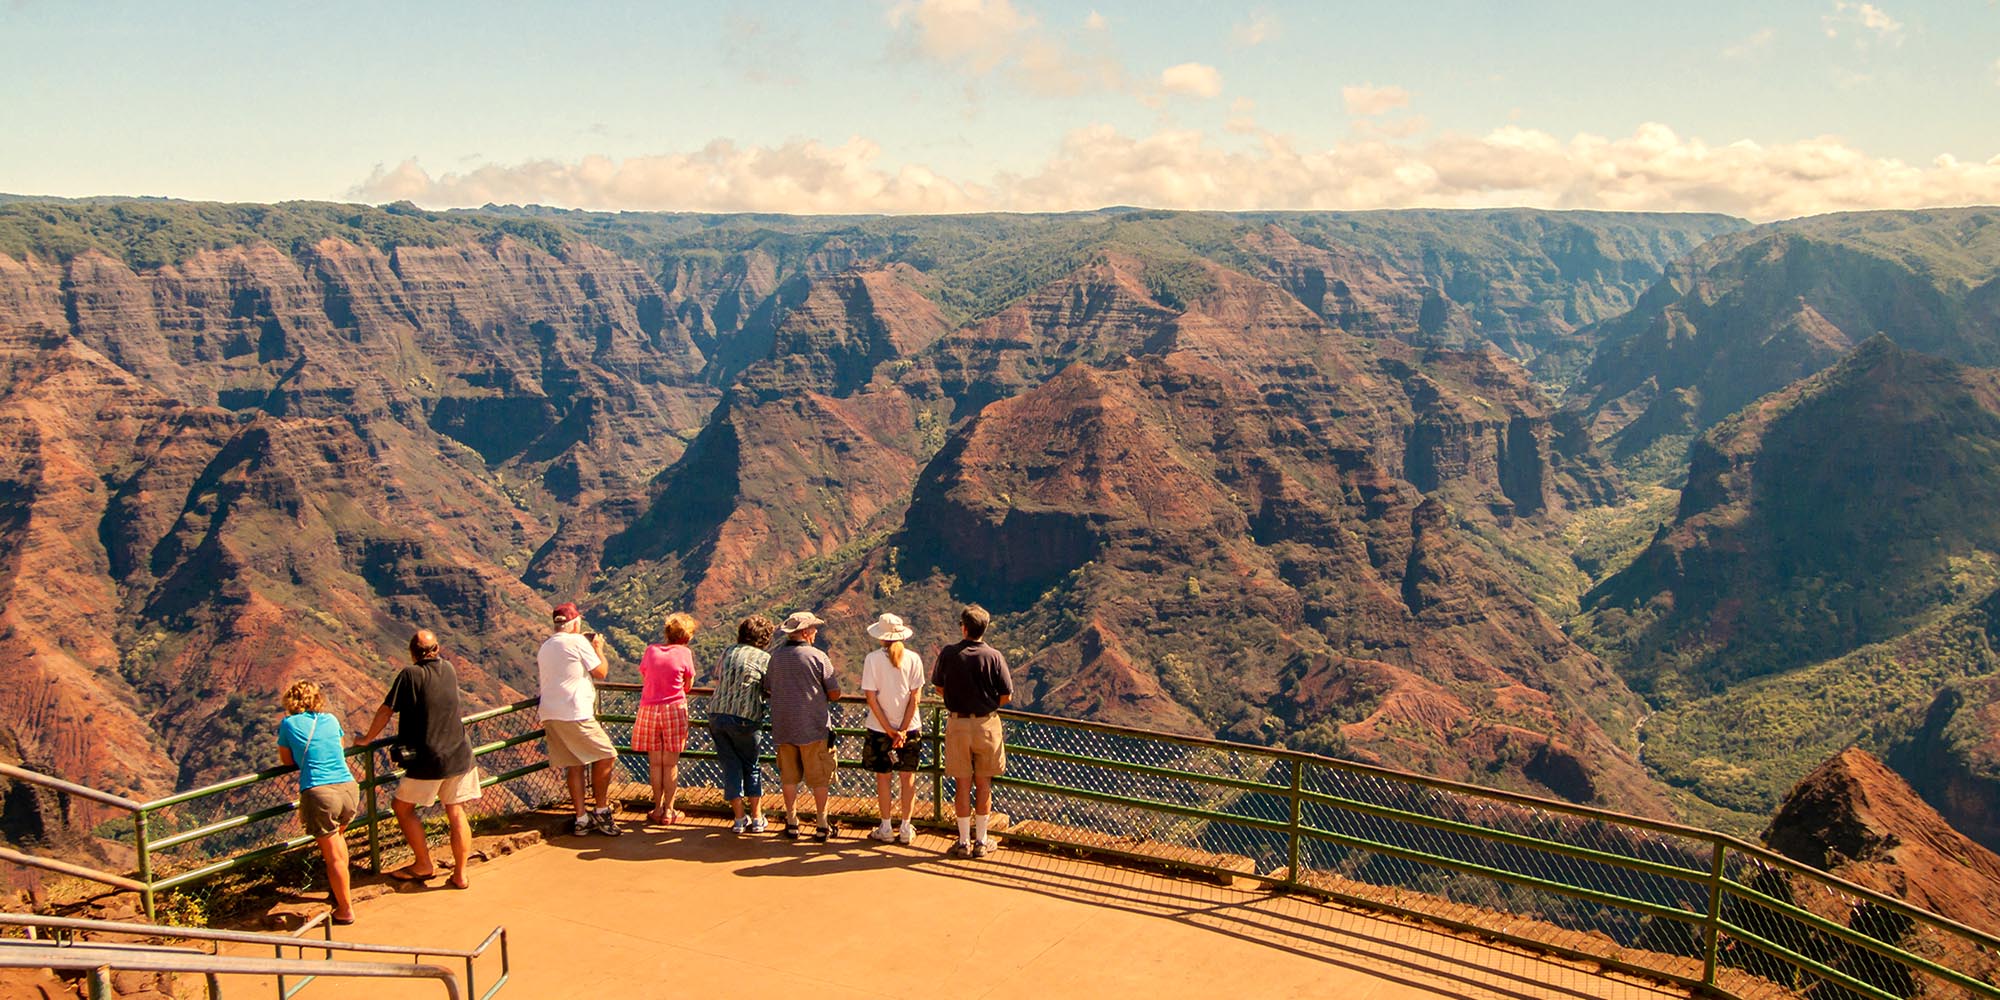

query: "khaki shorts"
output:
395 768 482 808
776 742 837 788
945 714 1006 781
543 718 617 769
300 781 359 838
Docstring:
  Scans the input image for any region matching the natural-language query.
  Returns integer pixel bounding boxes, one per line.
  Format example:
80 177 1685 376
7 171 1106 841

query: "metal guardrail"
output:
0 912 509 1000
6 683 1998 1000
0 946 464 1000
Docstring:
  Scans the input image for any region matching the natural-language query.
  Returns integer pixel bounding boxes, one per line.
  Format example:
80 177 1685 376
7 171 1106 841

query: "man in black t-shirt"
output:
359 630 479 888
930 604 1013 858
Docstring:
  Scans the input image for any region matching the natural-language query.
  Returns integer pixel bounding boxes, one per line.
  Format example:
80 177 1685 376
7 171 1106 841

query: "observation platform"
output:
226 810 1689 1000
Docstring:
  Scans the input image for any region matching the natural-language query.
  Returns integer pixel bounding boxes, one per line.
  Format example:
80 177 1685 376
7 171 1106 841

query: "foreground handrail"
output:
0 912 502 959
0 911 510 1000
0 946 463 1000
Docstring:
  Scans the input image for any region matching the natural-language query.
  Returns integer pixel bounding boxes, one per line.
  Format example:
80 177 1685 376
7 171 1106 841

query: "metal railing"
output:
0 947 465 1000
6 684 1998 1000
0 912 508 1000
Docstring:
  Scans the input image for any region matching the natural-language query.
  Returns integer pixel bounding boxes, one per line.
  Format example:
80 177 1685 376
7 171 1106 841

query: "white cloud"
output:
1724 27 1775 58
1342 83 1410 117
351 140 988 215
354 123 2000 222
1824 1 1904 43
1232 11 1277 46
1354 116 1432 140
1159 62 1223 98
1224 97 1259 134
886 0 1122 96
1083 9 1106 31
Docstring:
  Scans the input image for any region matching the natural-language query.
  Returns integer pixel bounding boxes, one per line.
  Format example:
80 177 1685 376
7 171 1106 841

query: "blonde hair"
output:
282 680 327 716
663 612 698 645
883 638 906 665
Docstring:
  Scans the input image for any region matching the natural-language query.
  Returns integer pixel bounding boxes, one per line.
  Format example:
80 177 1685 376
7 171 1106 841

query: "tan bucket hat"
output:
780 610 827 634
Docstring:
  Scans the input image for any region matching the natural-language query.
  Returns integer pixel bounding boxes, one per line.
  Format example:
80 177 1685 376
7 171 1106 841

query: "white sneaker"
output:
732 817 749 834
749 816 769 833
897 823 916 845
869 826 896 842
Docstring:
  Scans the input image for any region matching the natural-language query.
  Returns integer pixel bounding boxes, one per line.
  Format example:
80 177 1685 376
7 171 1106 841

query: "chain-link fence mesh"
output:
1719 848 2000 1000
100 689 2000 1000
592 687 943 821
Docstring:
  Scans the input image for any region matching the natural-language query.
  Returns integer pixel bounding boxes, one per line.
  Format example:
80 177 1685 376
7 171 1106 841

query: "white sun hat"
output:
865 613 914 642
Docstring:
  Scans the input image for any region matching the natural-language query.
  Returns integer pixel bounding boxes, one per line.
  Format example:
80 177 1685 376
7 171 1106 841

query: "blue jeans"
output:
710 714 763 800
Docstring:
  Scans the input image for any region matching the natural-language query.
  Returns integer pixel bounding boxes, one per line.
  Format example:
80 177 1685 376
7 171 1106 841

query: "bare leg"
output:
317 831 352 918
782 782 800 825
974 777 993 815
897 772 917 824
590 757 614 812
648 752 667 819
565 765 587 818
876 773 895 824
391 798 434 875
954 779 973 819
811 784 831 826
443 804 471 888
662 752 682 819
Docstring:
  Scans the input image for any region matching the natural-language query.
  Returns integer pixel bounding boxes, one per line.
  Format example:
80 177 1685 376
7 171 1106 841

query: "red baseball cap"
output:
552 602 581 624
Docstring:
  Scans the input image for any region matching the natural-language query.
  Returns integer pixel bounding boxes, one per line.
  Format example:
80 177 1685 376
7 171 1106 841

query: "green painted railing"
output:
12 682 1999 1000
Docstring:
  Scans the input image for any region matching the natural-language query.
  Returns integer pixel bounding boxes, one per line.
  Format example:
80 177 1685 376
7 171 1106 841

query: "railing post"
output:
929 703 944 823
362 748 382 875
1703 838 1727 989
1286 758 1302 887
134 808 155 922
87 966 114 1000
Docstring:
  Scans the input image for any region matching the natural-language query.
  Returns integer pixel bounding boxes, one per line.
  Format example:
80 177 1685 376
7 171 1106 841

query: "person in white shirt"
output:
537 602 621 837
860 613 925 844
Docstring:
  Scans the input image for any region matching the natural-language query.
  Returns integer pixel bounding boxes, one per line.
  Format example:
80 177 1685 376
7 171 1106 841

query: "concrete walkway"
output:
232 815 1691 1000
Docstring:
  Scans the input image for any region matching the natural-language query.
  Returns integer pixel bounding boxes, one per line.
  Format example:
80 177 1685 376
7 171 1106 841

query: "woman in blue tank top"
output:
277 680 360 924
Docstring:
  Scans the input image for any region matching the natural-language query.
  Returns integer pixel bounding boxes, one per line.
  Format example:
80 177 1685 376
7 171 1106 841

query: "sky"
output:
3 0 1998 221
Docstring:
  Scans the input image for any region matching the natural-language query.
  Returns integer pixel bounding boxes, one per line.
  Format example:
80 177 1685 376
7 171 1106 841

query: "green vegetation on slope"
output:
0 198 572 268
1695 207 2000 291
1641 586 2000 817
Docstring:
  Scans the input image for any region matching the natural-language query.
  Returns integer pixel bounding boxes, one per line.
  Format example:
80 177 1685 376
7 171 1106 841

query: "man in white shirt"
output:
537 602 621 837
861 613 925 844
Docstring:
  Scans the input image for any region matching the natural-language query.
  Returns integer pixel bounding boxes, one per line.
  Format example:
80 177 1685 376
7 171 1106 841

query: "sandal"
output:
387 866 435 882
331 913 357 926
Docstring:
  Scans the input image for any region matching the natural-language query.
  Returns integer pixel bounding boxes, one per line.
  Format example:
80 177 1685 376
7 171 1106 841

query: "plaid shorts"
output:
632 699 690 754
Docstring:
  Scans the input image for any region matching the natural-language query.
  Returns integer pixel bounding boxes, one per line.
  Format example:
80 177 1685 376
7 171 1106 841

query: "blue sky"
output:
3 1 1997 219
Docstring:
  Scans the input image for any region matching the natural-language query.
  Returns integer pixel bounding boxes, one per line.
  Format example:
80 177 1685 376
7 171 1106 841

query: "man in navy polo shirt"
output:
929 604 1013 858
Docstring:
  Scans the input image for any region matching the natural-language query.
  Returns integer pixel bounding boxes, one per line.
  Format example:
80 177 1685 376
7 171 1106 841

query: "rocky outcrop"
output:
1764 749 2000 936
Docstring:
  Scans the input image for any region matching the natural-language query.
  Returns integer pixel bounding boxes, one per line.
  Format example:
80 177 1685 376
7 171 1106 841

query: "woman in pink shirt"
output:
634 612 698 825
